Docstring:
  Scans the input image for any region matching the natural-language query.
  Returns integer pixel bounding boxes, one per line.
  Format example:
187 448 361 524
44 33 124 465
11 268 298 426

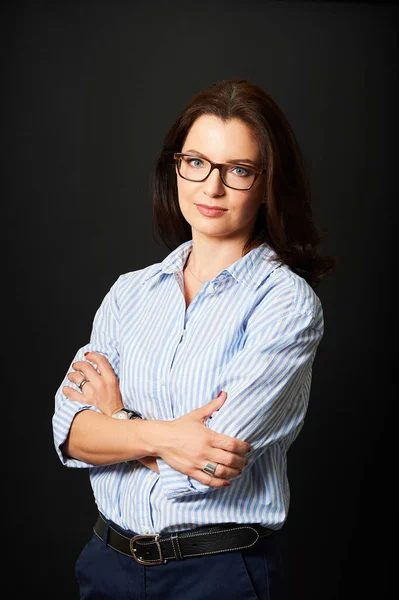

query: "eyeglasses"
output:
173 153 265 191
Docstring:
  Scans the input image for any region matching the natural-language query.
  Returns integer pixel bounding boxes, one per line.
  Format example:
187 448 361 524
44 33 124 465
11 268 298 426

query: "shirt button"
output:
146 474 152 482
159 379 165 386
143 527 150 534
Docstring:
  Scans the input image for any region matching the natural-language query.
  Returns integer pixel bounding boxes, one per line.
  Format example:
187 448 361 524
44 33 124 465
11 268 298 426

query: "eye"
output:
230 165 253 177
185 157 205 168
191 159 204 168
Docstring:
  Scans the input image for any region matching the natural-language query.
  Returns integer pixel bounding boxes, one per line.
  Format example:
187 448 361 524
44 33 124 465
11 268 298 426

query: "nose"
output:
203 167 225 197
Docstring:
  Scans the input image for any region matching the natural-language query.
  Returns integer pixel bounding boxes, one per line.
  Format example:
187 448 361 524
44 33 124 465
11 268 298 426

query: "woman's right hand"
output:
150 391 250 488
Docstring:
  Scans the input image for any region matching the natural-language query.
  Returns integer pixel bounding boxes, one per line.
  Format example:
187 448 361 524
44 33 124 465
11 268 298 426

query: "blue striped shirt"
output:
52 240 324 535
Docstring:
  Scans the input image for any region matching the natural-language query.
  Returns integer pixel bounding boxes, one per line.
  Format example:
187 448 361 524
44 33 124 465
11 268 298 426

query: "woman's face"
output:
176 114 266 245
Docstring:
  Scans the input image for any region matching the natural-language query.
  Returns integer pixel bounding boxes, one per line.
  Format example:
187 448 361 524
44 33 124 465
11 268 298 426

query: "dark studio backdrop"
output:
2 1 396 598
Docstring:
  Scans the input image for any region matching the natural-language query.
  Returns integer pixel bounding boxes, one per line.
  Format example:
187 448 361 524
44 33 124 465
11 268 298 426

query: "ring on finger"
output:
78 377 89 390
202 461 218 476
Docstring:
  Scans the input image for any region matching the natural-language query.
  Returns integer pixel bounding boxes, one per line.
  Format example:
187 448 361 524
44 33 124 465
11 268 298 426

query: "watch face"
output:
112 410 130 419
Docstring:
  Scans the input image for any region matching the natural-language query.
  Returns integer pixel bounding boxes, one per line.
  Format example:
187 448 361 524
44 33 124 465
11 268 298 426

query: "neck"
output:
185 234 255 281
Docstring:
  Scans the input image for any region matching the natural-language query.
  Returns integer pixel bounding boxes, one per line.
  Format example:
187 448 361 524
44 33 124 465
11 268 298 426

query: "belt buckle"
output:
129 534 164 566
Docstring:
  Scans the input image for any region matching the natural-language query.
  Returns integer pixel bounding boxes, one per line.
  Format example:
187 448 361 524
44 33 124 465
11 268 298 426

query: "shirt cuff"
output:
156 458 214 499
52 399 102 468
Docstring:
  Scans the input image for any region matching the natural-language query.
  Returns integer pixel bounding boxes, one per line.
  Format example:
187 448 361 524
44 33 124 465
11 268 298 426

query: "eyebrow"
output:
184 149 259 167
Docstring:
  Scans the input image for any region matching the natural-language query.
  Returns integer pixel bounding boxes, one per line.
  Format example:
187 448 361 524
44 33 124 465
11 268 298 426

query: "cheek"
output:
236 193 262 214
177 182 195 222
231 199 263 226
177 178 193 203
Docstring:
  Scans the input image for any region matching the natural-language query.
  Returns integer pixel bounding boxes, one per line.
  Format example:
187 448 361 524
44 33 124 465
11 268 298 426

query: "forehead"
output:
183 115 260 159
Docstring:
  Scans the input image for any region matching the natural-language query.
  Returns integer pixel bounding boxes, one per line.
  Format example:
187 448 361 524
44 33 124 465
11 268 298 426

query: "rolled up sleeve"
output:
156 297 324 500
52 276 121 468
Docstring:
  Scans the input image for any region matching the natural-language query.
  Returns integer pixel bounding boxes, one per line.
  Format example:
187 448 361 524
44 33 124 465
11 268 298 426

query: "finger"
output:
190 469 231 488
200 461 242 480
72 360 102 380
191 391 227 421
67 371 92 387
62 385 87 402
210 448 248 471
213 464 242 479
211 432 251 455
83 352 117 380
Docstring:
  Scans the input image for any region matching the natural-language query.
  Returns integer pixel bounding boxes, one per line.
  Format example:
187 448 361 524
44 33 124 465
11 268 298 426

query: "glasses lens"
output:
178 155 211 181
222 165 256 190
177 155 257 190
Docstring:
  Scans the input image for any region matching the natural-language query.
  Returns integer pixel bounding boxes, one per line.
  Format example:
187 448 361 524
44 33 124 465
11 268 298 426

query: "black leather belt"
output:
93 512 272 566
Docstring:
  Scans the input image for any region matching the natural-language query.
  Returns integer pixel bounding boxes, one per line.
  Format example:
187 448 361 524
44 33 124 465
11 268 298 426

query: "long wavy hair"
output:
151 78 337 288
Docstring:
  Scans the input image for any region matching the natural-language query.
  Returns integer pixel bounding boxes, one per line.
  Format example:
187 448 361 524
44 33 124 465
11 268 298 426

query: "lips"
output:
195 204 227 217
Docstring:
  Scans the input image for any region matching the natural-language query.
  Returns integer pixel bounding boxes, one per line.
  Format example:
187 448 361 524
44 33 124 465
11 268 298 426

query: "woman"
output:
53 78 336 599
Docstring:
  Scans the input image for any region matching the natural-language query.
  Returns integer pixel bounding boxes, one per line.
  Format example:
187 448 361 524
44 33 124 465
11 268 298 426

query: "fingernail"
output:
84 352 89 356
223 481 230 487
217 390 224 397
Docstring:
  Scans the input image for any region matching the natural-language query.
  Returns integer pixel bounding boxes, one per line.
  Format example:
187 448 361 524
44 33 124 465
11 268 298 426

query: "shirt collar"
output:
142 240 282 289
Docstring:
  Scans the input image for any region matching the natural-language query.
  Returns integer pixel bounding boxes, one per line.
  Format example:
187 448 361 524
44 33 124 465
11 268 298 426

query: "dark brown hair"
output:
152 78 337 288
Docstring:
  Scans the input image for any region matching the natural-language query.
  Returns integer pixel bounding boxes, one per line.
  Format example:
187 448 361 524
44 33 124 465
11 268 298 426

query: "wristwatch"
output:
111 408 142 420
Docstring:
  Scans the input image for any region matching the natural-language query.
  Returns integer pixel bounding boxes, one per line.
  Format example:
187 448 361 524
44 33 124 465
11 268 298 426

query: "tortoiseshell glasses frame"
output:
173 152 265 191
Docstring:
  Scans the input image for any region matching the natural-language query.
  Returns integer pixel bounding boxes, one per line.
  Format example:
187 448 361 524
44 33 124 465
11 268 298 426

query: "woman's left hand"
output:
64 352 158 474
62 351 124 417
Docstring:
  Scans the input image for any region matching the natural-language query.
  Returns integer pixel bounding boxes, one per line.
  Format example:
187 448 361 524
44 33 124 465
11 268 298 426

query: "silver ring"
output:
78 377 89 390
203 461 218 476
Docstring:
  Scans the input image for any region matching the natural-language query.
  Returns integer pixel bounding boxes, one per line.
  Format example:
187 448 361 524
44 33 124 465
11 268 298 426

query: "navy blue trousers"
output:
75 518 287 599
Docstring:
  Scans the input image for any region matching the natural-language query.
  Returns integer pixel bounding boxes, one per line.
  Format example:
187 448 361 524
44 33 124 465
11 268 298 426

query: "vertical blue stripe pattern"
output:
52 240 324 535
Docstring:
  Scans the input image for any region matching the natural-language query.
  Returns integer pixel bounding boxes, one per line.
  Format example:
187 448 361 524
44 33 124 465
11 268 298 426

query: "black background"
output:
2 1 396 598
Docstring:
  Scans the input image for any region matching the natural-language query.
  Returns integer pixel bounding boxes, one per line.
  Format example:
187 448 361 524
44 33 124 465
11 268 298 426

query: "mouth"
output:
195 204 227 210
195 203 228 217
